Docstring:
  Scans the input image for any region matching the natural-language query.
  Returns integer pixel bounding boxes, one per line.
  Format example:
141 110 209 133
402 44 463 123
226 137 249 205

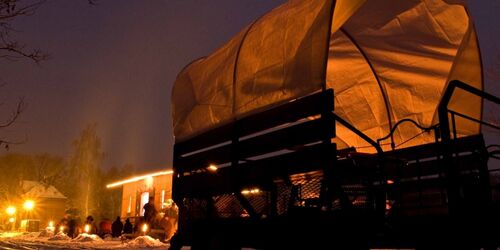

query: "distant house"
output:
21 180 67 227
106 170 173 219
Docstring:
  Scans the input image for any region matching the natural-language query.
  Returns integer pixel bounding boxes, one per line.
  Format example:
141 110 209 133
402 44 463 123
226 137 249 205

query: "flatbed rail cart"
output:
170 81 500 249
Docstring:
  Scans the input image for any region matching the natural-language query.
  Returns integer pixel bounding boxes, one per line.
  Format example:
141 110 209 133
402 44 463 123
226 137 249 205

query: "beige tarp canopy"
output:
172 0 482 152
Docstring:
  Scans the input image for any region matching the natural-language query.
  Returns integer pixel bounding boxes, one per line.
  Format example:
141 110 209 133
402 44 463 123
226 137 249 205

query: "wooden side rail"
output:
173 89 336 211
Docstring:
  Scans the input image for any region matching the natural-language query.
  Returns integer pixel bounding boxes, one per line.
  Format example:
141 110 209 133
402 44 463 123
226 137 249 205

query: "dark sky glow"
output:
0 0 497 171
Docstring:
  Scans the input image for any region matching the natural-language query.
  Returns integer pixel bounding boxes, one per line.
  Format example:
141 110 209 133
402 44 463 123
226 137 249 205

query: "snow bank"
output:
0 232 24 238
126 235 166 248
38 228 55 237
48 232 71 241
5 232 39 240
72 233 103 242
102 234 117 241
1 232 170 249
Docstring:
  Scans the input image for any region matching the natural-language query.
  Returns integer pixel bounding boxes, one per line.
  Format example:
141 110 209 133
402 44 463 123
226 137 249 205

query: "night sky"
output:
0 0 498 172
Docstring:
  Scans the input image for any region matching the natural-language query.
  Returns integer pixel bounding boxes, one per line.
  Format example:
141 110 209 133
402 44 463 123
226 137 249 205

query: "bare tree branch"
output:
0 97 24 128
0 133 27 150
0 0 93 150
0 0 45 21
0 0 48 63
0 45 48 63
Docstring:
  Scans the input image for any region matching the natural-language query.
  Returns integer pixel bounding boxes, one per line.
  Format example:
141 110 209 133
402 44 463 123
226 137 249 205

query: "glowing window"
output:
127 196 132 213
161 190 166 209
140 192 149 216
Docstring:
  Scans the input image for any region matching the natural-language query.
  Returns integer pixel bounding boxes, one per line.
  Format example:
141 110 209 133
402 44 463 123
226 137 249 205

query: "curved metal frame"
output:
339 28 395 149
439 80 500 142
231 21 259 114
376 118 439 147
231 1 336 113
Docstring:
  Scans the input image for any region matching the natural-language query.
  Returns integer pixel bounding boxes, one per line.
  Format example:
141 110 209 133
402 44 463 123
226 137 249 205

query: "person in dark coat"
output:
67 217 79 238
111 216 123 237
143 198 157 224
123 218 133 234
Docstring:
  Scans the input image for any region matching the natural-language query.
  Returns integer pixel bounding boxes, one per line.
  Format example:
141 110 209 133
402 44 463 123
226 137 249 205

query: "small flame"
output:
387 179 394 185
84 224 90 233
386 199 392 210
49 221 54 227
207 164 218 172
241 188 261 195
142 223 148 232
9 217 14 223
59 226 64 232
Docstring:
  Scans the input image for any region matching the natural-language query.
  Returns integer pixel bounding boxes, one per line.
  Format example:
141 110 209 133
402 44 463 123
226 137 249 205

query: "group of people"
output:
55 198 178 241
56 214 133 238
111 216 133 237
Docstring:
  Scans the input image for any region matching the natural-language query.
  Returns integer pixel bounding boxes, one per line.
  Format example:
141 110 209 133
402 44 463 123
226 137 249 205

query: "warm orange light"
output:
106 170 173 188
241 188 261 195
207 164 218 172
145 176 154 189
8 217 14 223
142 223 148 233
387 179 394 184
23 200 34 210
49 221 54 227
84 224 90 233
6 206 16 215
59 226 64 232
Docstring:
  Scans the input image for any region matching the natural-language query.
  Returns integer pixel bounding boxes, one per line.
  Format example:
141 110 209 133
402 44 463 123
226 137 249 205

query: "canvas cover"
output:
172 0 482 153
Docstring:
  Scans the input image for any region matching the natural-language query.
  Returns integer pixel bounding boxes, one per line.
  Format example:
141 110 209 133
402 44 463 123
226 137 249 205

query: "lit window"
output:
140 192 149 216
127 196 132 213
161 190 166 209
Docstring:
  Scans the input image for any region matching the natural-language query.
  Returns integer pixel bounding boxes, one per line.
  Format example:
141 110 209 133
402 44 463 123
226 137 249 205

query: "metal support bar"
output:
235 192 258 218
437 80 500 217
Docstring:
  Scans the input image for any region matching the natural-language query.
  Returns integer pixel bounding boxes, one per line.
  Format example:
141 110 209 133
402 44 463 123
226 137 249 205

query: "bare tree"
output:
68 124 104 216
0 96 25 149
0 1 94 144
0 0 49 63
0 0 48 149
1 0 95 61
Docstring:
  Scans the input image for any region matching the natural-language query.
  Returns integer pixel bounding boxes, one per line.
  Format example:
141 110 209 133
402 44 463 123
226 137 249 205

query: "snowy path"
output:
0 232 170 250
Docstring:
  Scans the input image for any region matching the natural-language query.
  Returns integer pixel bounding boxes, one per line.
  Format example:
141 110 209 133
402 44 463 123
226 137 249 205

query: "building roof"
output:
106 170 173 188
22 180 66 199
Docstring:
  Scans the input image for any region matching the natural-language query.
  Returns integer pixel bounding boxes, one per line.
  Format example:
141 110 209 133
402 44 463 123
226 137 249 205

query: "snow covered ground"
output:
0 231 174 249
